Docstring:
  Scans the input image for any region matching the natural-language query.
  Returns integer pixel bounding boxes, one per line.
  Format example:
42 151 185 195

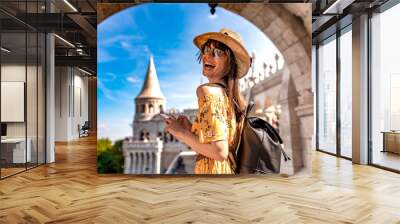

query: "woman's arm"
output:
165 85 230 161
165 116 229 161
177 115 192 131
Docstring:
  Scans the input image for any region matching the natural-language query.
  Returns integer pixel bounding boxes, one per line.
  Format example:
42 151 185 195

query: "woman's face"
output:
201 42 229 81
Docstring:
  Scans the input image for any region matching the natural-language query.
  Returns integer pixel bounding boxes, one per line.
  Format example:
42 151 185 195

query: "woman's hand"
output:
177 115 192 131
164 116 189 140
165 115 229 162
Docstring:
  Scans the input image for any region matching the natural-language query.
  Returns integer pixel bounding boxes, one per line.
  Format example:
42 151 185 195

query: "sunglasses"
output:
201 46 226 58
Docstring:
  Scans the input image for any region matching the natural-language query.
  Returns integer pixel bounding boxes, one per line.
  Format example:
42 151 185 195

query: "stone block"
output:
288 62 303 80
263 17 286 41
294 75 306 93
267 4 283 16
239 3 265 21
299 89 313 105
283 42 306 64
294 57 311 78
260 5 280 24
298 112 314 138
246 6 281 33
251 13 268 31
273 34 288 52
282 29 299 48
221 3 245 14
301 36 312 57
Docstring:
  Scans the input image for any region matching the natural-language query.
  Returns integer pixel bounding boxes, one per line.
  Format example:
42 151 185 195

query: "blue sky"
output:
98 3 283 141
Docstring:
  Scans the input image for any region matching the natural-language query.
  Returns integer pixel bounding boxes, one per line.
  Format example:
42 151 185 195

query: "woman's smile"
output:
203 63 216 71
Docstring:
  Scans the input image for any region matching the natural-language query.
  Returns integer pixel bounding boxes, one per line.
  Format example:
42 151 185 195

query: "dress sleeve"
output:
191 115 200 135
196 93 228 143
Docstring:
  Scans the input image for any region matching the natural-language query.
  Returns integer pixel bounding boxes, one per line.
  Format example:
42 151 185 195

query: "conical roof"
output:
136 55 165 99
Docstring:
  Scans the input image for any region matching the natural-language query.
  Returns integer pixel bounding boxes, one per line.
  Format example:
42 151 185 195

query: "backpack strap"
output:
264 120 283 144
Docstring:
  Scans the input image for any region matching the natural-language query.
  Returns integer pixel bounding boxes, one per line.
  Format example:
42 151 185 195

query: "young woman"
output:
164 28 251 174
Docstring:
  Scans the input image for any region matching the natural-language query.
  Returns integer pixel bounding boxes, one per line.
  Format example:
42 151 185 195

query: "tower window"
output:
141 104 145 113
140 132 145 141
164 132 168 143
158 132 163 140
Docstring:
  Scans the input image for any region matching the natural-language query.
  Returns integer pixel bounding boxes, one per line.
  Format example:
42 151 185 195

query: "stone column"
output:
124 152 131 174
137 152 143 174
141 152 145 173
142 152 146 173
132 152 137 174
295 103 314 173
149 152 154 173
144 152 149 174
155 141 163 174
151 152 156 174
279 67 301 175
156 152 162 174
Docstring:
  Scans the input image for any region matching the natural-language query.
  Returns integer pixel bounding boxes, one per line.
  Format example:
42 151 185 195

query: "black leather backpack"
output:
230 102 291 174
208 82 290 174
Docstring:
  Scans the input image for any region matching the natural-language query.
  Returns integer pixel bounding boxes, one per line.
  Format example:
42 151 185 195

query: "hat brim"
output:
194 32 250 79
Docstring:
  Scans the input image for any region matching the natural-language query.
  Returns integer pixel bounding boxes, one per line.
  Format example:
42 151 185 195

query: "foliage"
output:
97 138 124 173
113 139 124 152
97 138 112 155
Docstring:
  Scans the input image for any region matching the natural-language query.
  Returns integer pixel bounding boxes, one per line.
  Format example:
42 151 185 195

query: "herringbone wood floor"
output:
0 135 400 224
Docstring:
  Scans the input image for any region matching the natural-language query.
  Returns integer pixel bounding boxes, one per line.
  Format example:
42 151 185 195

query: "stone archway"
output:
97 3 313 174
220 4 313 174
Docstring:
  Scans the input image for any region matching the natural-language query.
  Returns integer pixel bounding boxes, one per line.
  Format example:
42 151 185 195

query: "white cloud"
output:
98 49 116 63
100 72 117 82
98 123 107 129
121 41 131 49
126 76 141 84
98 77 137 108
99 34 143 46
98 42 150 63
97 79 116 101
132 45 150 56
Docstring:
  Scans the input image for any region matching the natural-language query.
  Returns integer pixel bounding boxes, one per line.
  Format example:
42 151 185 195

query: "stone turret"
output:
134 55 166 122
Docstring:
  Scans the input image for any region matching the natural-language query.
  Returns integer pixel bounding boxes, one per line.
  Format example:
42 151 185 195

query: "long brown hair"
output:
197 39 247 121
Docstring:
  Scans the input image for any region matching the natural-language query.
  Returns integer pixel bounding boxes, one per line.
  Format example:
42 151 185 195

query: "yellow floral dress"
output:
191 85 238 174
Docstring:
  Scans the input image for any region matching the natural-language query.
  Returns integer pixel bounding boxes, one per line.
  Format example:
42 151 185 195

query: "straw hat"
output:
194 28 251 79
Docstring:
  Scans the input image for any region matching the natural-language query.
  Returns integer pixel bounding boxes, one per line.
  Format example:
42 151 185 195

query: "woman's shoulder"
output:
196 83 225 98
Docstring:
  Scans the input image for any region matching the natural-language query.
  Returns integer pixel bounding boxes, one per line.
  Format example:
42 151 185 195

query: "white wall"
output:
1 63 46 164
1 65 37 138
54 67 89 141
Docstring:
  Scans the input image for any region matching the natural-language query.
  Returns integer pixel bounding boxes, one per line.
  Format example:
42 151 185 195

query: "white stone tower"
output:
124 55 165 174
133 55 166 140
135 55 165 120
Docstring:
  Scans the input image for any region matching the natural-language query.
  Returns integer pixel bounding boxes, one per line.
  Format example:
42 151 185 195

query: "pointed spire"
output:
136 55 165 99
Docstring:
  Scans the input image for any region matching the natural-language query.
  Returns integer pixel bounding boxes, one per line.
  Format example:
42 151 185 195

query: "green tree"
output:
97 138 124 173
97 138 112 155
112 139 124 152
